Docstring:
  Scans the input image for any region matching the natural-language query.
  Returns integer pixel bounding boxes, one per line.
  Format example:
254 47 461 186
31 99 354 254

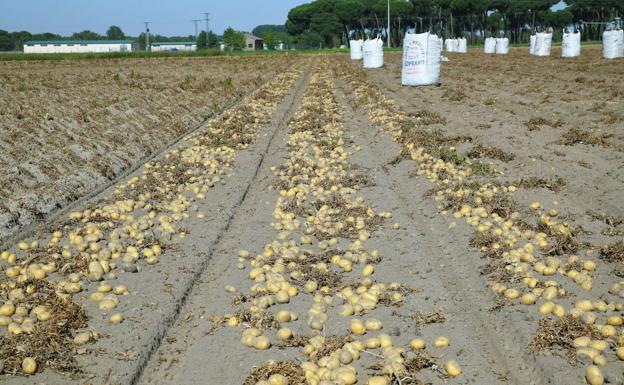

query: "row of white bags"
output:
484 37 509 54
350 38 384 68
444 38 467 53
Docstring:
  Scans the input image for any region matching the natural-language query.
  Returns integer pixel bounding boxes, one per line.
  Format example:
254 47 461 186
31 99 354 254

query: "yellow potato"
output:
444 360 462 377
351 319 366 335
253 336 271 350
410 338 425 350
277 328 293 341
366 376 389 385
22 357 37 374
110 313 124 324
586 365 604 385
433 336 449 348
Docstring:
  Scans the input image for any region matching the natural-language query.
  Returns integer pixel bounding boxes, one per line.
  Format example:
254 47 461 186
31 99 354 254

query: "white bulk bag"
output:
562 31 581 57
534 32 552 56
529 35 536 55
350 39 363 60
401 32 441 86
363 38 384 68
457 38 468 53
603 30 624 59
484 37 496 53
444 39 455 52
495 38 509 54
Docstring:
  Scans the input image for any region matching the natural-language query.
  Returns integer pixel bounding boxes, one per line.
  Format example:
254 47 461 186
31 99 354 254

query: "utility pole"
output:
387 0 390 48
203 12 210 47
192 20 201 39
144 22 151 51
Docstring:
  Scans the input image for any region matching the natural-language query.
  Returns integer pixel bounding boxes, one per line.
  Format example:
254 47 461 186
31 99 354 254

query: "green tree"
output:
296 31 324 49
264 32 279 49
106 25 125 40
72 30 102 40
0 30 13 51
197 31 207 49
223 27 245 50
208 31 219 48
252 25 287 38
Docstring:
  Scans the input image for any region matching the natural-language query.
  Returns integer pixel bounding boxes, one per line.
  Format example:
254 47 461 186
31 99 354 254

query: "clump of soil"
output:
0 281 87 375
600 241 624 263
242 360 306 385
560 128 610 147
529 315 598 363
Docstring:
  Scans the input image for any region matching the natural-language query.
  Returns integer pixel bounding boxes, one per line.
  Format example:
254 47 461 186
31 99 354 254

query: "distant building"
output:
244 33 263 51
151 42 197 52
24 40 138 54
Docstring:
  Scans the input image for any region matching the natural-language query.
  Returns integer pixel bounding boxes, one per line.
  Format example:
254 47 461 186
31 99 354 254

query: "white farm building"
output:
23 40 138 54
150 42 197 52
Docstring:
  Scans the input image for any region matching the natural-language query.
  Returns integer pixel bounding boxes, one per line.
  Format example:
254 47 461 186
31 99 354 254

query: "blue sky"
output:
0 0 309 36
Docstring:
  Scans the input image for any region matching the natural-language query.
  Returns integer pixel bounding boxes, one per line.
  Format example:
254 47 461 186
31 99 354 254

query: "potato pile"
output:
339 60 622 384
227 65 462 385
0 63 305 375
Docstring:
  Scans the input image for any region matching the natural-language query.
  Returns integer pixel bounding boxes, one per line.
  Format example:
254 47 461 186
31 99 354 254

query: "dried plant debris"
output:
587 210 623 228
600 241 624 263
393 351 436 385
313 335 353 361
412 310 446 327
408 110 447 125
560 128 610 147
524 117 564 131
234 309 279 331
0 282 87 375
276 334 311 349
529 315 598 363
243 360 306 385
515 176 567 193
467 143 515 162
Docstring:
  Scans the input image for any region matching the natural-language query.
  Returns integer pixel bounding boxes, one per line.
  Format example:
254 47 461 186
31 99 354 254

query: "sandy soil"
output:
1 47 623 385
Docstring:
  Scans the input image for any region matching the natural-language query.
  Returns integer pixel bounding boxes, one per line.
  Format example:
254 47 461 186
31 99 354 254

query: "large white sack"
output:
603 30 624 59
484 37 496 53
457 38 468 53
401 32 441 86
350 39 363 60
534 32 552 56
529 35 536 55
562 31 581 57
363 38 384 68
444 39 455 52
495 38 509 54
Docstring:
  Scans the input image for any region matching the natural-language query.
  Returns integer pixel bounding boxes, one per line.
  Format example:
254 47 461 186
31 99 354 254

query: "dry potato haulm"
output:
0 41 623 385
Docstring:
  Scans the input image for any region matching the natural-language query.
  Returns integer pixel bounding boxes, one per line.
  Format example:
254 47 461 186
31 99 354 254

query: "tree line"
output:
0 24 293 52
285 0 624 47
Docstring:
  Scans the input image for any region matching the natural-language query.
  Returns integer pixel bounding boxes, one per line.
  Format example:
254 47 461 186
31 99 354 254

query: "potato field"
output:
0 46 623 385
